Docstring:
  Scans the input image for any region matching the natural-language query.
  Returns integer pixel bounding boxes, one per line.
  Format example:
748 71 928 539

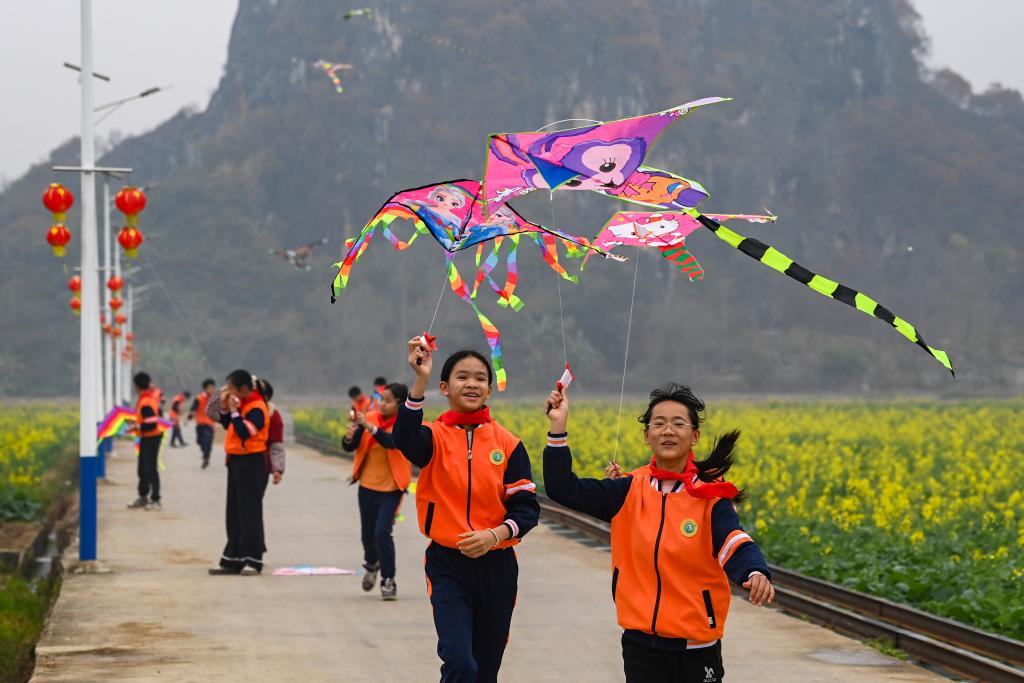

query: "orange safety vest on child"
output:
610 464 737 643
136 388 162 438
194 393 215 426
352 411 412 492
415 419 523 550
224 393 270 455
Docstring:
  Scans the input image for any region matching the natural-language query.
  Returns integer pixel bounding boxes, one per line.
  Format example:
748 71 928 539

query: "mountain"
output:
2 0 1022 398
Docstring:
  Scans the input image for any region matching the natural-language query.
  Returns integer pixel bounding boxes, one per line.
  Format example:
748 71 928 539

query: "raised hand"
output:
407 337 433 377
545 386 568 433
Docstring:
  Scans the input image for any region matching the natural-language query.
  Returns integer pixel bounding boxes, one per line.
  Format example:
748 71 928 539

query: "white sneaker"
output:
362 563 379 591
381 578 397 601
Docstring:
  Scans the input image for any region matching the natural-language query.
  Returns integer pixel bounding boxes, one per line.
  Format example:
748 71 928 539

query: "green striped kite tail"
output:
329 216 389 303
687 210 953 375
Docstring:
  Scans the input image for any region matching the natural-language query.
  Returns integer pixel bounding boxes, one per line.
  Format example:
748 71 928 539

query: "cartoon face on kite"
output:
607 215 684 244
419 184 470 235
482 97 729 215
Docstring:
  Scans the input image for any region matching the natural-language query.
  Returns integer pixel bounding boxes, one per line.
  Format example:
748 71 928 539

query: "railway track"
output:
296 433 1024 682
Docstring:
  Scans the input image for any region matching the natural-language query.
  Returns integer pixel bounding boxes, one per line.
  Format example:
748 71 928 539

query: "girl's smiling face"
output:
440 356 492 412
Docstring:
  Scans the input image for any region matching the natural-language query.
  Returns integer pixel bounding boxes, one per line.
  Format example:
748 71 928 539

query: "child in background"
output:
342 382 411 600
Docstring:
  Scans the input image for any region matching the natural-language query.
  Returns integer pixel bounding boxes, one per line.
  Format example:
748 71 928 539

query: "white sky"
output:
0 1 1020 184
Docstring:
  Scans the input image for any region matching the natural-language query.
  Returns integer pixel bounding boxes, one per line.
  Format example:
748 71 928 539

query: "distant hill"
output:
2 0 1022 398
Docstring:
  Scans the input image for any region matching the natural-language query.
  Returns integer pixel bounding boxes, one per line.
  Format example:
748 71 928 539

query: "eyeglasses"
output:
648 419 695 432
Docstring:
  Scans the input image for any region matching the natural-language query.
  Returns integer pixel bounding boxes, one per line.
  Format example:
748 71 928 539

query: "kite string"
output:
612 246 641 465
426 258 451 335
549 192 567 366
139 251 216 377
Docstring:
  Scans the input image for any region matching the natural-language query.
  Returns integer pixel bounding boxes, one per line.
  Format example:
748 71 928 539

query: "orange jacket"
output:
135 388 162 438
610 465 733 643
224 394 269 455
351 412 412 491
415 419 524 550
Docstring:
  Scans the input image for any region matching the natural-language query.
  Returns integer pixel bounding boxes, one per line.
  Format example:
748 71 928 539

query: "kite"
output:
343 7 373 20
312 61 353 94
589 211 777 282
331 180 607 389
483 103 953 374
272 566 356 576
270 238 329 271
96 405 136 445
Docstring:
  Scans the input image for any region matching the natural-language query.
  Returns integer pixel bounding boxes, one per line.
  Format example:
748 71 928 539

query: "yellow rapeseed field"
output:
0 406 77 520
294 398 1024 639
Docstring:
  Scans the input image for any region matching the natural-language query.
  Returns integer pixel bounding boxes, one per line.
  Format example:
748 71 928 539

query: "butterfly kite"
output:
331 98 953 389
480 99 953 375
330 180 608 389
271 238 329 271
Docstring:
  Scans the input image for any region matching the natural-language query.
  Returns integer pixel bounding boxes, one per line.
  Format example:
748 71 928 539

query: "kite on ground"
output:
270 238 329 271
483 103 953 374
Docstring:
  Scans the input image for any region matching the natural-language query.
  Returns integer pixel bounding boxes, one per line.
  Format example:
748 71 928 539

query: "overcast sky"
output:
1 1 1021 184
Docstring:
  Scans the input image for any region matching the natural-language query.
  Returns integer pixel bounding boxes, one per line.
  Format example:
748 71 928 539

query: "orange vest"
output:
224 395 270 455
415 419 521 550
352 412 412 491
194 392 215 426
610 465 732 643
136 389 162 438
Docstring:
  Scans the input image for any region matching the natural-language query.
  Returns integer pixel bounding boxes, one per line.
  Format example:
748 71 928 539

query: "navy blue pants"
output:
424 542 518 683
195 424 214 462
357 487 403 579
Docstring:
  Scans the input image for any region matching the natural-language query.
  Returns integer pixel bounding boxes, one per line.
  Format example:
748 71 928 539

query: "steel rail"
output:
296 432 1024 681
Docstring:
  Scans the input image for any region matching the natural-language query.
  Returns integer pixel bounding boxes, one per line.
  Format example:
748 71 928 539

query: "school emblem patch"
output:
680 519 698 537
489 449 505 465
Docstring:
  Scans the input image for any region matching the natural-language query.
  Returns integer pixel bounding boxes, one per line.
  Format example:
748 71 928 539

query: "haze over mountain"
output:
2 0 1021 397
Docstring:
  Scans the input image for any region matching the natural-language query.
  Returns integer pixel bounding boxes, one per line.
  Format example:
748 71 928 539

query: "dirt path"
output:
31 439 944 682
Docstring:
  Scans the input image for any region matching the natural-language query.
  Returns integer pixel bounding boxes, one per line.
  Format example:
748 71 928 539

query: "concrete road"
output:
32 438 944 682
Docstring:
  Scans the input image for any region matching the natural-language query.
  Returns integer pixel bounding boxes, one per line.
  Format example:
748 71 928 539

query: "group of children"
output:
329 337 774 682
126 340 772 681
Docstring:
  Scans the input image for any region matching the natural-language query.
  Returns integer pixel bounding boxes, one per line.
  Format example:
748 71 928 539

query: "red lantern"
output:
70 297 82 315
106 275 123 292
46 224 72 258
117 225 144 259
109 297 123 311
111 327 122 338
102 323 113 334
67 275 81 293
42 183 74 221
115 314 127 325
126 333 134 341
115 186 147 223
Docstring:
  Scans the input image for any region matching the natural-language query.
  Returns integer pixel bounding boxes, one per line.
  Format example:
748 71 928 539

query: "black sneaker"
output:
381 578 397 601
208 566 242 575
361 563 379 591
201 459 209 469
127 497 148 509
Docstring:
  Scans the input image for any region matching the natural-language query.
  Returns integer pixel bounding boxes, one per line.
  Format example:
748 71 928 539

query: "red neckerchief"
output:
377 414 397 431
240 391 264 410
649 452 738 500
438 407 492 426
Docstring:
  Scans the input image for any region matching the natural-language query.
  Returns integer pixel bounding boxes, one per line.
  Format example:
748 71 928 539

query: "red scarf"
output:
438 407 493 426
377 414 397 431
649 452 738 500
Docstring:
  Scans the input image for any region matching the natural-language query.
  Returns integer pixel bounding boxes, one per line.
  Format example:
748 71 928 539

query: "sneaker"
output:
361 563 379 592
381 578 397 601
240 566 262 576
127 497 148 509
201 460 209 469
145 500 162 511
